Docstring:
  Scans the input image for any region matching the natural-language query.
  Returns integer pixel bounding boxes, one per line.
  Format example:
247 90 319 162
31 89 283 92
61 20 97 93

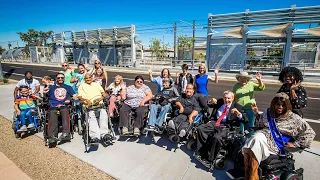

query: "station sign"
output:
247 38 286 43
292 37 320 43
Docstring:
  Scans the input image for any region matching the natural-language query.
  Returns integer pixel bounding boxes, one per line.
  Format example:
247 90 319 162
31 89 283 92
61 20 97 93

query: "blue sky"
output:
0 0 319 48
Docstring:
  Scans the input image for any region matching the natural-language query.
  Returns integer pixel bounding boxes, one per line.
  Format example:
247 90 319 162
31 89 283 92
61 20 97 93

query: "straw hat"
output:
236 71 252 80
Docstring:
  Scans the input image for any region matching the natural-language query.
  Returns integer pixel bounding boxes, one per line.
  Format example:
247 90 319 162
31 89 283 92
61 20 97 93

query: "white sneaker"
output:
18 125 27 132
27 123 35 129
168 120 175 129
179 129 186 137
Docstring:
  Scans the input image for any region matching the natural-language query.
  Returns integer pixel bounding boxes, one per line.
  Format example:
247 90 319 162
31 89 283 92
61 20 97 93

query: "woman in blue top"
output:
148 68 174 93
194 64 219 96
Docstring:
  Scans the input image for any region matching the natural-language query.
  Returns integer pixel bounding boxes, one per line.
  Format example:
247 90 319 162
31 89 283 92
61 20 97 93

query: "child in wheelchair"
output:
105 75 126 118
144 78 179 134
14 85 42 133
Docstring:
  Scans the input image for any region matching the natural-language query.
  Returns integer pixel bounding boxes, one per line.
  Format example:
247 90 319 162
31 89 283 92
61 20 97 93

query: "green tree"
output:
0 46 5 54
149 38 170 61
17 29 53 46
195 52 205 60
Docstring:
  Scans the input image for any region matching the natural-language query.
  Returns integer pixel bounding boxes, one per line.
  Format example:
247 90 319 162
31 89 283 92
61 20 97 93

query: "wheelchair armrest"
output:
284 147 304 153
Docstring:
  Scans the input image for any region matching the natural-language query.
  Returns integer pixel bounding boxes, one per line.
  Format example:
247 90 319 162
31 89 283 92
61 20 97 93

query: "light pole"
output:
180 20 196 67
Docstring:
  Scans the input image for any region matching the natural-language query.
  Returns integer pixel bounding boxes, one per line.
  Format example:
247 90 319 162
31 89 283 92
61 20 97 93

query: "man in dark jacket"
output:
168 84 201 138
195 90 247 167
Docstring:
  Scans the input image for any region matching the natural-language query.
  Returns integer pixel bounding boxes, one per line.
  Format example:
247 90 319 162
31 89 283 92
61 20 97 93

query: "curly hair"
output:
278 66 303 83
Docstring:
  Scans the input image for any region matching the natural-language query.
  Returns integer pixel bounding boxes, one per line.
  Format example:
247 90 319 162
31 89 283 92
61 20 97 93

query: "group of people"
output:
13 61 316 180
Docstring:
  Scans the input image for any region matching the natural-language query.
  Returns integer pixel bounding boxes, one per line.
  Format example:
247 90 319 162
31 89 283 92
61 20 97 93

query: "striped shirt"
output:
15 95 36 110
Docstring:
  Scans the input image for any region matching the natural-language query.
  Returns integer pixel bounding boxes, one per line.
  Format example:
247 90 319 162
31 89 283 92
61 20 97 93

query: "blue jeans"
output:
148 104 171 127
240 109 255 131
19 108 35 125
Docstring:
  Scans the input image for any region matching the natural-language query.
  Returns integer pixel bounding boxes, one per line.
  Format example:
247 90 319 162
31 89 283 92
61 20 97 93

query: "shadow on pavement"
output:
4 69 15 79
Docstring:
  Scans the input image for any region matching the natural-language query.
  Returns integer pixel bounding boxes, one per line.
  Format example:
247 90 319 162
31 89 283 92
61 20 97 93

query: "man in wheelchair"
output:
145 77 179 133
229 93 315 180
14 86 42 132
194 90 247 169
78 73 109 144
45 73 77 145
167 84 201 138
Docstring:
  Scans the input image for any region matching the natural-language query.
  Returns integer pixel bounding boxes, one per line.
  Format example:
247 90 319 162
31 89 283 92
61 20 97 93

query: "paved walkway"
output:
0 84 319 180
0 152 32 180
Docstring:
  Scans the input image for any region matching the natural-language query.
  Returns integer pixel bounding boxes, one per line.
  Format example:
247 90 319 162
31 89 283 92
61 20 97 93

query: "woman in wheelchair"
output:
145 77 179 133
242 93 315 180
14 86 42 132
119 75 153 136
194 90 247 169
105 75 126 118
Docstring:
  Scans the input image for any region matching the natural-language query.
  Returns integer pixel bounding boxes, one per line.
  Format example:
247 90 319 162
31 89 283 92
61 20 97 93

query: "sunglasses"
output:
57 77 64 79
162 80 170 83
62 64 68 67
95 62 101 64
136 80 143 83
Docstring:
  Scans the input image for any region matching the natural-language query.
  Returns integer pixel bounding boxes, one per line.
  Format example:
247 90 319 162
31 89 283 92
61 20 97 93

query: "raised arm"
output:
208 68 219 83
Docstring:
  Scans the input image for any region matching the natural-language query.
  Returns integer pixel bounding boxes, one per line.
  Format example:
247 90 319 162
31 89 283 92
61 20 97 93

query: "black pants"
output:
48 106 70 137
196 122 229 161
172 114 191 132
119 104 147 128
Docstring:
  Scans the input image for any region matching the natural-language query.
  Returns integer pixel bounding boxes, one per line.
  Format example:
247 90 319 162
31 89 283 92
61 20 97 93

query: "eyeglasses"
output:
95 62 101 64
136 80 143 83
57 77 64 79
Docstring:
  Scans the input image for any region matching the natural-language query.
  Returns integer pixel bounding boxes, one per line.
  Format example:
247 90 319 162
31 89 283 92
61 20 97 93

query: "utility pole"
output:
192 20 196 68
173 22 177 67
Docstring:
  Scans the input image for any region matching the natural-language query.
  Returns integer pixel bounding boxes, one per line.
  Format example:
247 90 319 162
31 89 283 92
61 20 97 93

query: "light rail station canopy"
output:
221 26 243 38
52 26 134 45
256 24 290 37
301 27 320 36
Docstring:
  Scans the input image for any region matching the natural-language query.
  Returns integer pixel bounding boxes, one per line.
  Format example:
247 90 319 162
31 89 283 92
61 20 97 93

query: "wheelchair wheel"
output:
169 134 180 143
186 139 197 151
214 158 226 170
280 171 303 180
15 133 21 139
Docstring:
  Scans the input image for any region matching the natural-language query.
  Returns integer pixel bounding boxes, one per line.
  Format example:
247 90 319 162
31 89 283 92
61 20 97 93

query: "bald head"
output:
84 73 92 84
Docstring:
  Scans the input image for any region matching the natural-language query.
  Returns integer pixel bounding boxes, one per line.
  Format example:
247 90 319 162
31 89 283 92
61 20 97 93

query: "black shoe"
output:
194 154 211 169
90 137 100 144
59 133 71 141
48 137 58 144
103 134 113 142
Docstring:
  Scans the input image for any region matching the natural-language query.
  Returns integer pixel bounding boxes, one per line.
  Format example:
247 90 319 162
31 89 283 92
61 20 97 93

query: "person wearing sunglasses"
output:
144 77 179 133
89 59 108 88
119 76 153 136
45 73 77 145
14 71 40 101
60 62 74 87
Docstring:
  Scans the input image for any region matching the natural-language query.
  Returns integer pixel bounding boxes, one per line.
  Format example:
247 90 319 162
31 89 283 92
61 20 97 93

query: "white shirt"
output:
16 78 40 94
216 103 242 123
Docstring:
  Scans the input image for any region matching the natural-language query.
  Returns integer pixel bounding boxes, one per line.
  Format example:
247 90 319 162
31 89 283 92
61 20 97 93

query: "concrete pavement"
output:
0 83 320 180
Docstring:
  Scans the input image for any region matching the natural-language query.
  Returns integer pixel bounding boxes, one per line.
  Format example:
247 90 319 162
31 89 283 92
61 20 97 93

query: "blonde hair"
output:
198 64 207 74
94 67 105 79
114 75 124 86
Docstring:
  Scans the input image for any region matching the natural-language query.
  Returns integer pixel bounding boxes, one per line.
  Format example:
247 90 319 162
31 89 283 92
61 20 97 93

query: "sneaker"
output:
90 137 100 144
133 128 140 136
179 129 186 137
145 125 155 131
18 125 27 132
122 127 129 135
27 123 35 129
48 136 58 145
58 133 71 141
168 120 175 129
